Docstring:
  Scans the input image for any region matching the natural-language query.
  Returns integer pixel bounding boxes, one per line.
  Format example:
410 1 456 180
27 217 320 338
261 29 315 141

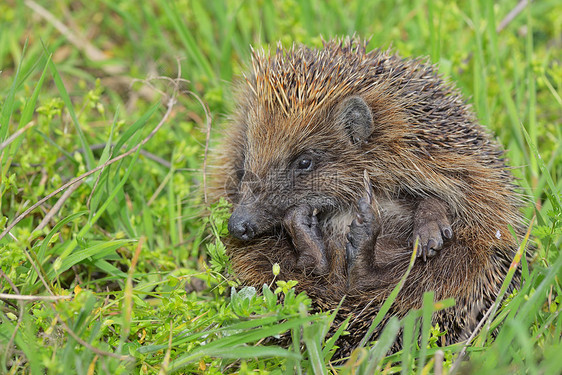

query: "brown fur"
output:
213 37 525 355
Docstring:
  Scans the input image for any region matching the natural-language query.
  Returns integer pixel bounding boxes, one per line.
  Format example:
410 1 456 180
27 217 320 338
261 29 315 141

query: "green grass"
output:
0 0 561 373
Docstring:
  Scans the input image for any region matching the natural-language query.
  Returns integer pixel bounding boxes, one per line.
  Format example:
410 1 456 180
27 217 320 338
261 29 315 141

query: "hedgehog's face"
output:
227 96 374 241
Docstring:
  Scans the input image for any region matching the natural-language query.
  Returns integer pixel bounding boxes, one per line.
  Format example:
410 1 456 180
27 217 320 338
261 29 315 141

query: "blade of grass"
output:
299 0 316 36
44 46 94 169
161 1 215 83
262 0 276 42
113 103 159 152
525 3 537 174
1 53 51 179
167 164 178 250
469 0 490 126
0 40 27 143
322 302 350 360
358 239 419 348
363 317 400 374
196 345 301 360
48 239 135 279
481 220 533 342
92 259 128 279
25 210 88 285
87 109 119 216
61 291 98 373
301 306 327 375
416 291 435 375
138 315 282 354
401 311 416 375
493 239 562 361
217 2 244 82
521 126 562 210
483 0 528 165
168 315 318 371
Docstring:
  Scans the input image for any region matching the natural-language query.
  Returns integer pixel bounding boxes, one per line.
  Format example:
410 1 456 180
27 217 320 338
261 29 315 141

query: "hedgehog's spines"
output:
218 37 526 357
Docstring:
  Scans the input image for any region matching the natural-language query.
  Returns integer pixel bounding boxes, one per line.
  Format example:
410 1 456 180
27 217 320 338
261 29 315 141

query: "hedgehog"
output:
213 37 525 355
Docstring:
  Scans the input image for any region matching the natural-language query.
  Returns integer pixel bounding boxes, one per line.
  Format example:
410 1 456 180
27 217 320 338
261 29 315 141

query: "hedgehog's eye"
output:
236 168 245 181
298 158 312 170
295 155 314 171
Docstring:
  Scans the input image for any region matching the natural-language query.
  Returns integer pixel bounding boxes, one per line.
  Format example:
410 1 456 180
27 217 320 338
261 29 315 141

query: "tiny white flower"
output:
495 230 501 239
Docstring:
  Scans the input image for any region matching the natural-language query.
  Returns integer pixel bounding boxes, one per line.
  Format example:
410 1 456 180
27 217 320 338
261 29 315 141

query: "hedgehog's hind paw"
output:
412 197 453 262
284 205 328 275
346 196 380 272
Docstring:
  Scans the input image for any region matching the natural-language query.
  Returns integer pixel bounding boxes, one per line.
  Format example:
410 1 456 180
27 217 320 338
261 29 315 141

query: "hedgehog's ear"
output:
336 96 373 145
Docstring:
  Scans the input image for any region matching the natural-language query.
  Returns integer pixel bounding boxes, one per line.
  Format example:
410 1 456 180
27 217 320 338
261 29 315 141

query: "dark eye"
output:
235 168 245 181
296 156 313 171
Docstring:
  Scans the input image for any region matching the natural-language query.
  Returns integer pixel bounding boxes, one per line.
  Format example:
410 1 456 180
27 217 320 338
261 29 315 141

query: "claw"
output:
346 242 358 268
427 238 437 251
355 214 364 225
311 214 319 227
362 169 373 204
442 226 453 239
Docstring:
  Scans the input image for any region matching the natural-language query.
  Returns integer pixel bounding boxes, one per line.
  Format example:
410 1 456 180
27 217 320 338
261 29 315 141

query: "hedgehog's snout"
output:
228 207 258 241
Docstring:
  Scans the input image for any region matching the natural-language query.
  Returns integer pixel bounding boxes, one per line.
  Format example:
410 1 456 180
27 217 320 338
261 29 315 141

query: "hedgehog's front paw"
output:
412 197 453 261
284 205 328 275
346 196 381 270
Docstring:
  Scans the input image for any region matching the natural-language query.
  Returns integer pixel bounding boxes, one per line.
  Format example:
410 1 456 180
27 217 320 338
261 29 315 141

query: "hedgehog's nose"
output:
228 208 257 241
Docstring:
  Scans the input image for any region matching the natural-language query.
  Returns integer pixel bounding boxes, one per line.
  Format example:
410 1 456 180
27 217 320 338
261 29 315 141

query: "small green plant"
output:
205 197 233 274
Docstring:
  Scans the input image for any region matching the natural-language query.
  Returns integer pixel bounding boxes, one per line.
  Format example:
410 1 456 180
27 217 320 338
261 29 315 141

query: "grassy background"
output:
0 0 561 373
